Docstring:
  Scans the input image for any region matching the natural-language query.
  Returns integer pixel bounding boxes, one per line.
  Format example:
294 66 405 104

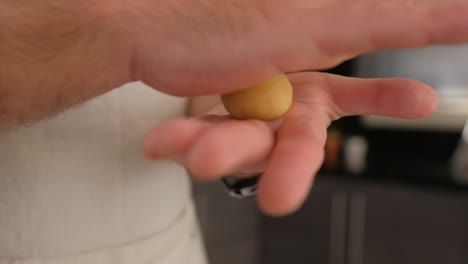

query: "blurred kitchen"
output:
192 44 468 264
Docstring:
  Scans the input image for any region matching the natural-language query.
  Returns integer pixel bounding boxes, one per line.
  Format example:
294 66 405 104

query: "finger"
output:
143 118 213 159
134 1 468 98
319 3 468 54
184 119 275 179
289 72 438 119
274 2 468 71
257 107 330 216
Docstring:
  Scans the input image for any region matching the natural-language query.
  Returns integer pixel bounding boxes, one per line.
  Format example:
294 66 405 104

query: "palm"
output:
143 72 437 216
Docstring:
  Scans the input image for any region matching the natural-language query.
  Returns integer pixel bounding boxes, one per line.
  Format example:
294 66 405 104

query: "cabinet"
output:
361 182 468 264
261 177 348 264
192 180 261 264
260 175 468 264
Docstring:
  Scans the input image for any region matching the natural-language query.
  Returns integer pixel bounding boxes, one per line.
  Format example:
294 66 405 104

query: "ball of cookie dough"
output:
221 74 293 121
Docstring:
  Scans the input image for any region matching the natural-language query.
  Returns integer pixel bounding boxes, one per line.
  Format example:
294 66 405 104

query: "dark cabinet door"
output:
192 181 262 264
261 176 468 264
261 178 350 264
358 182 468 264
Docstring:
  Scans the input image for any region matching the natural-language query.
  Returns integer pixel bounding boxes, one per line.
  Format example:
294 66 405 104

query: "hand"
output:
143 72 437 216
1 0 467 127
131 0 468 96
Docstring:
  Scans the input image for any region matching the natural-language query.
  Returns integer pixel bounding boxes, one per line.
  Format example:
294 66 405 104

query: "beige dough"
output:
221 74 293 121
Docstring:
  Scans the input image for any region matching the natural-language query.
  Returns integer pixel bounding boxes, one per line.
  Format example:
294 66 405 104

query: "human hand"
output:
1 0 467 127
131 0 468 96
143 72 437 216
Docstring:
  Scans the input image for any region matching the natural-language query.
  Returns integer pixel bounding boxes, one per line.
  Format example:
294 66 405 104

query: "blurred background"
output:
192 44 468 264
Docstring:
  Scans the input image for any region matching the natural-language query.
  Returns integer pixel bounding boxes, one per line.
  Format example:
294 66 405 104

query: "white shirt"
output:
0 82 207 263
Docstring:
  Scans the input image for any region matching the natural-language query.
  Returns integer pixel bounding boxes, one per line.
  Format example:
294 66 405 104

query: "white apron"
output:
0 82 208 264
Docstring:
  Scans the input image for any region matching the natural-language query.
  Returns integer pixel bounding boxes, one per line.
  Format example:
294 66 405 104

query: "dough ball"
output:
221 74 293 121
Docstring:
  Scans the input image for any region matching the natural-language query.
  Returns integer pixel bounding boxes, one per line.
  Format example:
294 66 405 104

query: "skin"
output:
1 0 468 215
146 73 438 216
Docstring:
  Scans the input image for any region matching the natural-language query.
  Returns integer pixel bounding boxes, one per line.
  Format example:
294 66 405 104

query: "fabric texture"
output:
0 82 208 263
0 203 207 264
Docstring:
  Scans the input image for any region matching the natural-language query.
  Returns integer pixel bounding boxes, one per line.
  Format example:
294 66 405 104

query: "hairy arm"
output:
0 1 131 128
2 0 468 130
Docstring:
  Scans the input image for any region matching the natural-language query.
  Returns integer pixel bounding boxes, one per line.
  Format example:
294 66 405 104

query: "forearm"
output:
0 1 131 128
